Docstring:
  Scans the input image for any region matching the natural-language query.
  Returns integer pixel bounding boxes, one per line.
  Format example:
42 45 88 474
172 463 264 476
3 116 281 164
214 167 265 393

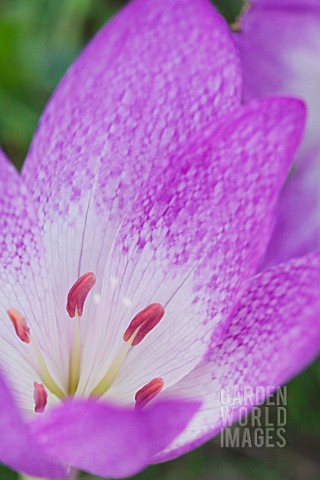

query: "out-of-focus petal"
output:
235 1 320 266
246 1 319 7
21 0 241 328
0 368 66 478
79 97 305 400
264 145 320 266
154 252 320 462
31 398 199 478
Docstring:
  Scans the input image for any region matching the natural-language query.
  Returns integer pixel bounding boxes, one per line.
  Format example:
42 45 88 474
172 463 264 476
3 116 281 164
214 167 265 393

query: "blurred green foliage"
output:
0 0 125 167
0 1 319 479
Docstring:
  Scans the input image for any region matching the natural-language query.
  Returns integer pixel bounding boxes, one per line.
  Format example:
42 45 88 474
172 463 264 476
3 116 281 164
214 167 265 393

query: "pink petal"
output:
247 0 319 6
0 368 66 478
264 145 320 267
21 0 241 322
155 252 320 462
235 2 320 266
82 97 305 400
30 398 200 478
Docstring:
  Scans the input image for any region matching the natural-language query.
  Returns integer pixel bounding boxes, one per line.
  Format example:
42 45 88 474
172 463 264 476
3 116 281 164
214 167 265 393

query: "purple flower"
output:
0 0 318 478
235 0 320 267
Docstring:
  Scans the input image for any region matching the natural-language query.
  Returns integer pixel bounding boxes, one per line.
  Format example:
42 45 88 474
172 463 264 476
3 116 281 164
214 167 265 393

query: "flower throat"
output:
8 272 165 413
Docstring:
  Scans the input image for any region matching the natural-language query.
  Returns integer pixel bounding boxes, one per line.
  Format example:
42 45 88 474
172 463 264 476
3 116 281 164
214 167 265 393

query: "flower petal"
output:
30 398 199 478
154 252 320 462
77 97 305 399
235 1 320 266
246 0 319 7
21 0 241 322
264 145 320 267
0 151 68 410
0 368 66 478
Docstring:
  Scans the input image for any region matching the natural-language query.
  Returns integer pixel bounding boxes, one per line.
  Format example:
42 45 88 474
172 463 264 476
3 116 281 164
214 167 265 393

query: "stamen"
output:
91 304 165 397
66 272 96 318
31 340 65 399
68 307 81 395
8 308 65 399
135 378 164 409
7 308 30 343
33 382 47 413
90 342 131 397
123 303 164 346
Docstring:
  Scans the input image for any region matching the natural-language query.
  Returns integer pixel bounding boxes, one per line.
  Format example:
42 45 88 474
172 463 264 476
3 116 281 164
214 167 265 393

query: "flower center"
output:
8 272 165 413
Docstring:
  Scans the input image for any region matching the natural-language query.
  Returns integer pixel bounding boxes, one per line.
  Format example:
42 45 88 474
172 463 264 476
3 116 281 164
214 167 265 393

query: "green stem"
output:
20 475 46 480
20 469 78 480
69 469 78 480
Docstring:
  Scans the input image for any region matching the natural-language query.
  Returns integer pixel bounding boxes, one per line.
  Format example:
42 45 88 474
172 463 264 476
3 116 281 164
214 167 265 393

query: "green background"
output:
0 1 319 479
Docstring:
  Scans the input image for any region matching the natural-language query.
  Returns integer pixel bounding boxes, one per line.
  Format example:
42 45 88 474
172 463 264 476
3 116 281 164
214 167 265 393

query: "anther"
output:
7 308 30 343
135 378 164 409
123 303 164 346
33 382 47 414
66 272 96 318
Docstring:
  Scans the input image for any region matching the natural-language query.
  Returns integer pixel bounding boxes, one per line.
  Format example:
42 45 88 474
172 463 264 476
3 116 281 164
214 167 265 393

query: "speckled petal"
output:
30 398 199 478
0 151 67 411
21 0 241 330
0 368 66 478
235 1 320 266
77 97 305 400
154 252 320 462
